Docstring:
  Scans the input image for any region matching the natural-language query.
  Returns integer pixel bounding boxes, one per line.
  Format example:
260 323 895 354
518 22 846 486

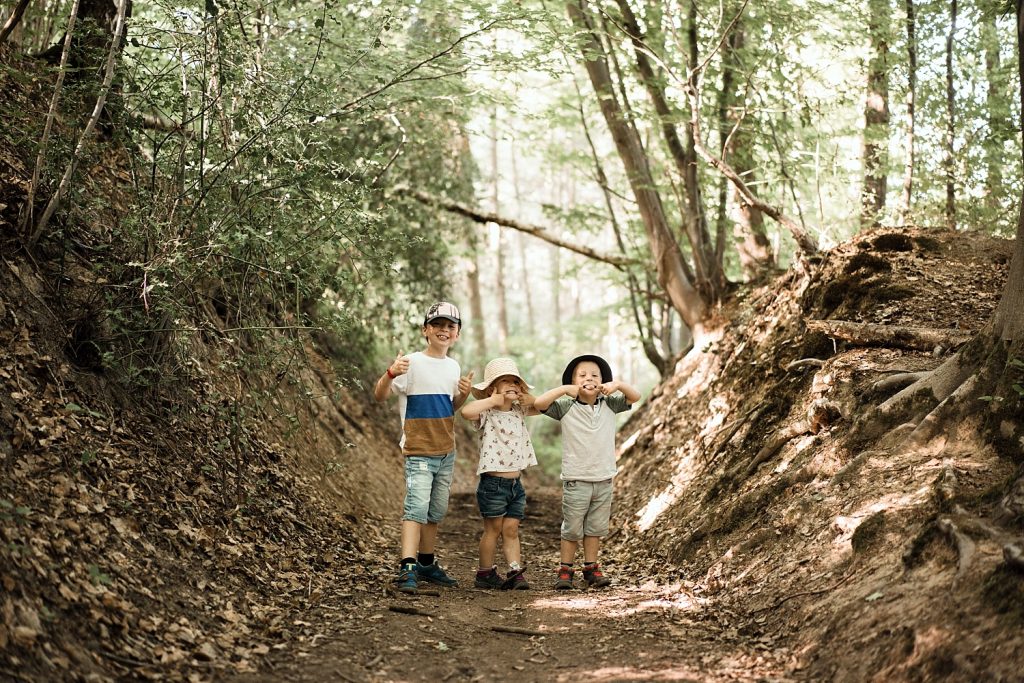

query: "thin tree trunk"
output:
720 20 773 279
614 0 722 299
510 146 536 337
30 0 128 245
19 0 82 236
491 107 509 355
944 0 958 230
861 0 890 228
567 0 707 333
0 0 31 45
898 0 917 220
983 13 1008 212
467 231 487 372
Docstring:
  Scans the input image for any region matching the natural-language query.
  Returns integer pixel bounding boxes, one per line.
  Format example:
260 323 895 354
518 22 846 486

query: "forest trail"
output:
237 488 791 683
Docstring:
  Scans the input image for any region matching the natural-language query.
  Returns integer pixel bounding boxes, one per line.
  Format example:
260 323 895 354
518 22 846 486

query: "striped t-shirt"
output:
391 352 461 456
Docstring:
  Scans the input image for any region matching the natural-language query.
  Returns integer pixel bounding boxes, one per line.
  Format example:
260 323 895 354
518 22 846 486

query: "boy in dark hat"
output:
533 355 640 589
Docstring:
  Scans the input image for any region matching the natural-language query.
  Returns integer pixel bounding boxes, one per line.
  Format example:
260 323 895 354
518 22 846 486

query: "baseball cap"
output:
424 301 461 326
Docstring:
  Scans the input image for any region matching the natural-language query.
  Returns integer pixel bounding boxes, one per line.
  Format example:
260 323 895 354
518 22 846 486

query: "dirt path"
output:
234 487 798 682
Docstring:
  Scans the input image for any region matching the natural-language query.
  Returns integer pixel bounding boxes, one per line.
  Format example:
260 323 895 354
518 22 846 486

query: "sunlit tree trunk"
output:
861 0 890 228
510 147 536 337
898 0 916 221
719 19 773 280
567 0 707 334
982 13 1009 212
944 0 958 229
490 105 509 355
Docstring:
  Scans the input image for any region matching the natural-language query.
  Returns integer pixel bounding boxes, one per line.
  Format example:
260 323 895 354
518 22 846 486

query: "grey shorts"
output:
560 478 613 541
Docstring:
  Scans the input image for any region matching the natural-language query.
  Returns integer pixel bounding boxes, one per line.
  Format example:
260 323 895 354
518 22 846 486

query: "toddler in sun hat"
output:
372 301 474 594
460 357 543 590
532 354 641 589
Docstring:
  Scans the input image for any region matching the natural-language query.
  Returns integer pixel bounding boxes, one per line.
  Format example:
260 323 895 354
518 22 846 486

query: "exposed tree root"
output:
785 358 825 372
936 516 977 580
805 319 974 352
871 371 930 394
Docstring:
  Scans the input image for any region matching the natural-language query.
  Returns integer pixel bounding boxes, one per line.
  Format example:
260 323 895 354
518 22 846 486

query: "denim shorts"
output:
560 478 613 541
402 452 455 524
476 474 527 520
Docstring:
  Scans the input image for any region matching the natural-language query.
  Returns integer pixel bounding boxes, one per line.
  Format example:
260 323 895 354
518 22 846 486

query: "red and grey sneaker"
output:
583 563 611 588
554 565 574 590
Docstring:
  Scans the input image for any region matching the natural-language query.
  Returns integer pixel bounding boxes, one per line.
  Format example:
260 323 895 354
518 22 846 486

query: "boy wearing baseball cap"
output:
533 354 640 589
373 301 473 594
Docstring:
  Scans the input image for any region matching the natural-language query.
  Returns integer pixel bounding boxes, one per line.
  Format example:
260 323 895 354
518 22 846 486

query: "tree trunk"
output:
982 13 1009 212
719 18 773 279
467 233 487 373
491 106 509 355
861 0 890 228
944 0 958 229
510 148 536 337
567 0 707 334
0 0 31 45
898 0 916 220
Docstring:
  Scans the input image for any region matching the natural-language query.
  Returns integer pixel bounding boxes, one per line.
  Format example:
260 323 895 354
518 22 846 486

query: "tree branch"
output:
394 186 637 269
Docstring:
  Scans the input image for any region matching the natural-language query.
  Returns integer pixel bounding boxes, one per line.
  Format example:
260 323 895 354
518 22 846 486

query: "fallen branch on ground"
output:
490 626 547 637
785 358 825 372
805 319 974 352
388 605 436 617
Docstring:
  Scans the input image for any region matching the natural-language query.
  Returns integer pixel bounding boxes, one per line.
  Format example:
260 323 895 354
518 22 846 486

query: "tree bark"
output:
861 0 890 228
0 0 31 45
898 0 917 220
719 17 773 279
944 0 958 229
491 106 509 355
983 13 1009 212
567 0 707 333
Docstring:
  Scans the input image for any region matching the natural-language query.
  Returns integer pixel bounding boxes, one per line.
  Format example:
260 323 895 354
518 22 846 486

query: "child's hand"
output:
519 392 535 408
599 380 620 396
564 384 580 399
490 385 513 409
389 351 410 377
458 371 475 397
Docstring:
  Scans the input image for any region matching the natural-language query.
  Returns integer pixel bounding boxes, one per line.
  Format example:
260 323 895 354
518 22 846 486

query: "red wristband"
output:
386 367 396 379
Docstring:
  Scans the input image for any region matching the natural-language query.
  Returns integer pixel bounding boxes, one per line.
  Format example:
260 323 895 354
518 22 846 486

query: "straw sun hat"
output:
471 358 534 400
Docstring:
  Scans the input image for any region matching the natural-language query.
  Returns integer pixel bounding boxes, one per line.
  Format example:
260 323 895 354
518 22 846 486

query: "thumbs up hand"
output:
458 370 474 398
389 351 410 378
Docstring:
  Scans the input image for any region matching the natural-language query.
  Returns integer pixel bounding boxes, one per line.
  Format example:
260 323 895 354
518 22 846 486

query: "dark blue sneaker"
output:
396 566 418 594
416 562 458 587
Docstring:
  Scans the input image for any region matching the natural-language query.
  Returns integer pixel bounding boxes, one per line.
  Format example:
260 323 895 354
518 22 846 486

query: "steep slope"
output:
612 227 1022 680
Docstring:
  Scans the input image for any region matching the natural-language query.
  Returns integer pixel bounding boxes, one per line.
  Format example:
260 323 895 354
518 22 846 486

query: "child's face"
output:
493 376 525 400
423 319 460 352
572 361 602 392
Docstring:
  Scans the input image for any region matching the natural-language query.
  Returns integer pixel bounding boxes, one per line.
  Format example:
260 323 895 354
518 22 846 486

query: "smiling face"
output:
422 319 460 356
572 360 602 396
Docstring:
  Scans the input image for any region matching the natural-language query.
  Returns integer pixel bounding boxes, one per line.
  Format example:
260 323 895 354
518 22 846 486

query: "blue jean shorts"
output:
402 452 455 524
476 474 526 520
560 478 613 541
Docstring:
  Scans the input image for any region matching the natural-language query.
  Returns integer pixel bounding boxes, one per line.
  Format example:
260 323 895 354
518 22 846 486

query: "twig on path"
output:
490 625 547 637
388 605 436 617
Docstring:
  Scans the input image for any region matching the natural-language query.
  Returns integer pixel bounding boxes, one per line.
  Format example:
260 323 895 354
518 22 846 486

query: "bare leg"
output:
583 535 601 564
401 520 422 560
479 517 503 568
418 521 439 555
560 539 578 565
501 518 521 567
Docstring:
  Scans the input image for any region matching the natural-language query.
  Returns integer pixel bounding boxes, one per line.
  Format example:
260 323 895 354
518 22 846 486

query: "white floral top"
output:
474 405 538 475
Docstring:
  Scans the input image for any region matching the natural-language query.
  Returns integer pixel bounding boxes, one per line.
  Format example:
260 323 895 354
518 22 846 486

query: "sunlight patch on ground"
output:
564 665 703 681
635 448 702 532
532 585 705 618
831 488 931 552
